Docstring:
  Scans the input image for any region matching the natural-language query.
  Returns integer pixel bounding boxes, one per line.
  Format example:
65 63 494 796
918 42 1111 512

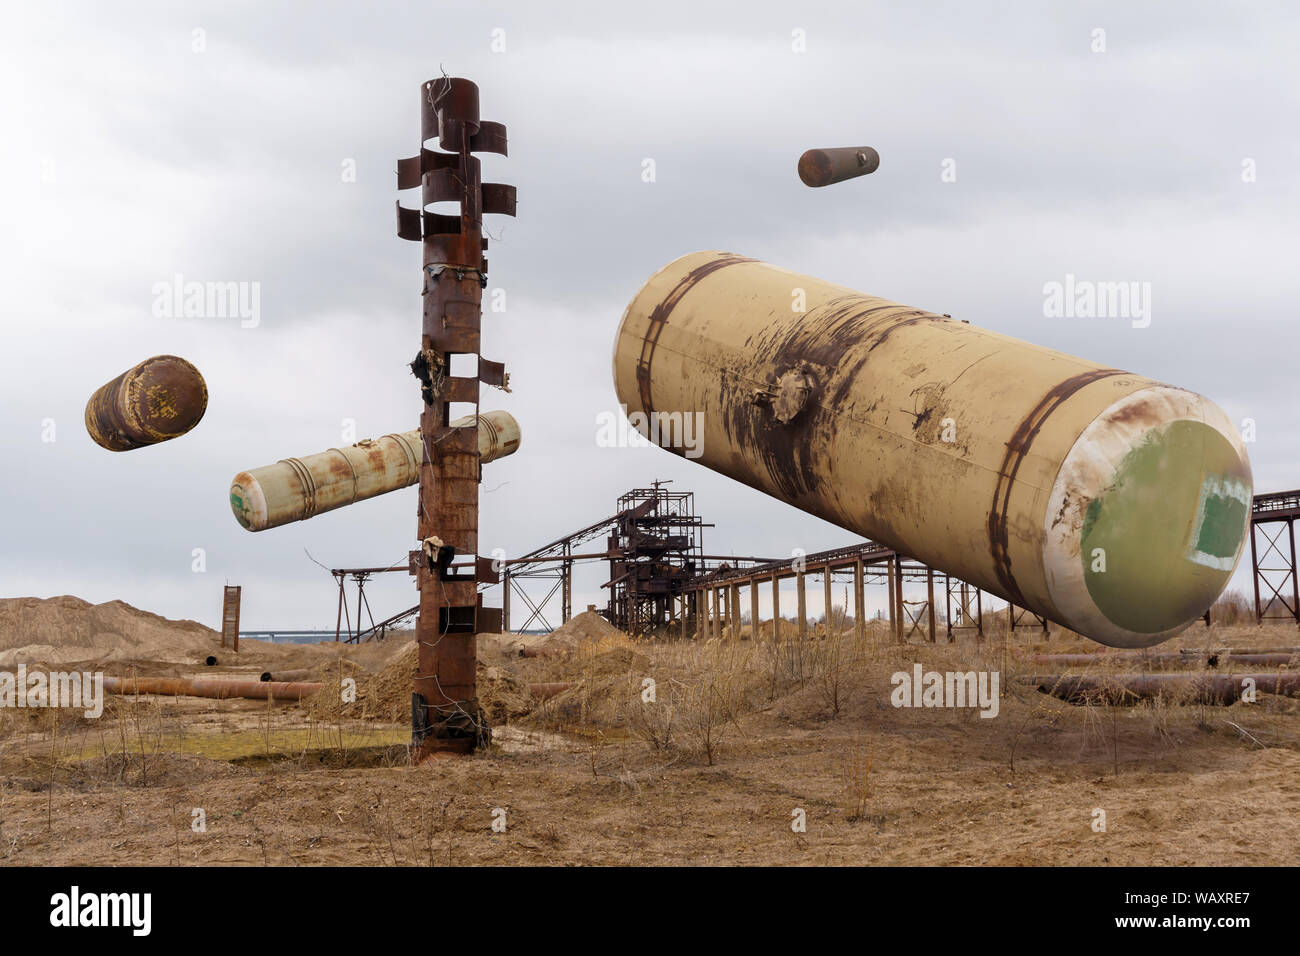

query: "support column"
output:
823 567 833 638
1251 521 1261 623
400 76 515 759
926 566 936 643
729 583 740 640
772 575 781 643
797 571 807 641
750 580 760 642
853 558 865 645
502 570 510 633
893 555 904 643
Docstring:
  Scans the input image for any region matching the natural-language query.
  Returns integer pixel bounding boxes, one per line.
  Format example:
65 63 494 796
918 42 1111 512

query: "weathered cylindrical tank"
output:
229 410 520 532
612 252 1252 648
85 355 208 451
798 146 880 187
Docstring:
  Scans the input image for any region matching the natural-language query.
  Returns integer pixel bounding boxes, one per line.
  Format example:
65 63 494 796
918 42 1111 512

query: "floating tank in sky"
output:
229 410 520 532
85 355 208 451
611 252 1251 648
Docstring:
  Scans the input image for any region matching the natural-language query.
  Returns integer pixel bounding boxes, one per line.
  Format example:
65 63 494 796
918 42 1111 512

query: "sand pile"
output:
0 596 223 667
521 611 625 656
305 640 535 726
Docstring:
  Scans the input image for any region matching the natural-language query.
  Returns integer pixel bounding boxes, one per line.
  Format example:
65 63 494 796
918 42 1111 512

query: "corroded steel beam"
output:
228 411 520 531
613 253 1252 649
85 355 208 451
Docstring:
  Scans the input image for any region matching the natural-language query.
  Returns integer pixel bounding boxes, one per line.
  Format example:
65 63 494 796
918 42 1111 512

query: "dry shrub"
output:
839 736 873 822
1209 589 1253 626
676 640 755 764
305 643 533 727
812 598 862 718
527 638 649 733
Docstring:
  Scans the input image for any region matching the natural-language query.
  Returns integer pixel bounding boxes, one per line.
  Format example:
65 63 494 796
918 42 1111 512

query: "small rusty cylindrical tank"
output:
229 410 520 532
612 252 1252 648
84 355 208 451
797 146 880 187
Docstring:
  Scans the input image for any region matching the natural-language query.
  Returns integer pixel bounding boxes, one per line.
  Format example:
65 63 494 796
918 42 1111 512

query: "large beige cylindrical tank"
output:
612 252 1252 648
229 410 520 532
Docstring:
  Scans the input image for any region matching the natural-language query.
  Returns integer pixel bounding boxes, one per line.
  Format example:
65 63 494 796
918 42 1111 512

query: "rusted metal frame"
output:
351 603 419 644
1009 603 1050 635
902 595 927 642
1252 489 1300 520
512 576 563 634
1253 519 1299 621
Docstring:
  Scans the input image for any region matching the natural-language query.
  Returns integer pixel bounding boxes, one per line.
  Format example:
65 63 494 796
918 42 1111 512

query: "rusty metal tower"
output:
397 76 515 758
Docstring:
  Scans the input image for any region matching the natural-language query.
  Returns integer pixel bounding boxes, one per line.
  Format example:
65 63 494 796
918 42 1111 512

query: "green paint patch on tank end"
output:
229 488 252 529
1080 419 1249 634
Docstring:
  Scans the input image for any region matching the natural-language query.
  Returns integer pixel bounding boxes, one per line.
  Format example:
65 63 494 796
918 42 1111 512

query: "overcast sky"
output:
2 1 1297 633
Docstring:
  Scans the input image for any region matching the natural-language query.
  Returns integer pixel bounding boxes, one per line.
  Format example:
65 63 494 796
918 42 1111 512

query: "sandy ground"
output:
1 601 1298 866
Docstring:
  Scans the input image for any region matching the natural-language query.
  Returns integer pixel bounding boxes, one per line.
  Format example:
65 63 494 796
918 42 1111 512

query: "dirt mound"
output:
305 641 535 726
526 642 652 731
527 611 625 655
0 596 222 667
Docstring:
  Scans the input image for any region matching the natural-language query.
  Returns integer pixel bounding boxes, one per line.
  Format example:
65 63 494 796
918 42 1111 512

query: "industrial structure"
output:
325 481 1298 650
1251 488 1300 624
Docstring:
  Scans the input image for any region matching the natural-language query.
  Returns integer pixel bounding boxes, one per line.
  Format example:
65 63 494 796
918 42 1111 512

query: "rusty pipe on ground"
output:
230 410 520 532
1024 672 1300 705
1030 651 1297 667
798 146 880 187
85 355 208 451
103 676 322 701
259 668 313 682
